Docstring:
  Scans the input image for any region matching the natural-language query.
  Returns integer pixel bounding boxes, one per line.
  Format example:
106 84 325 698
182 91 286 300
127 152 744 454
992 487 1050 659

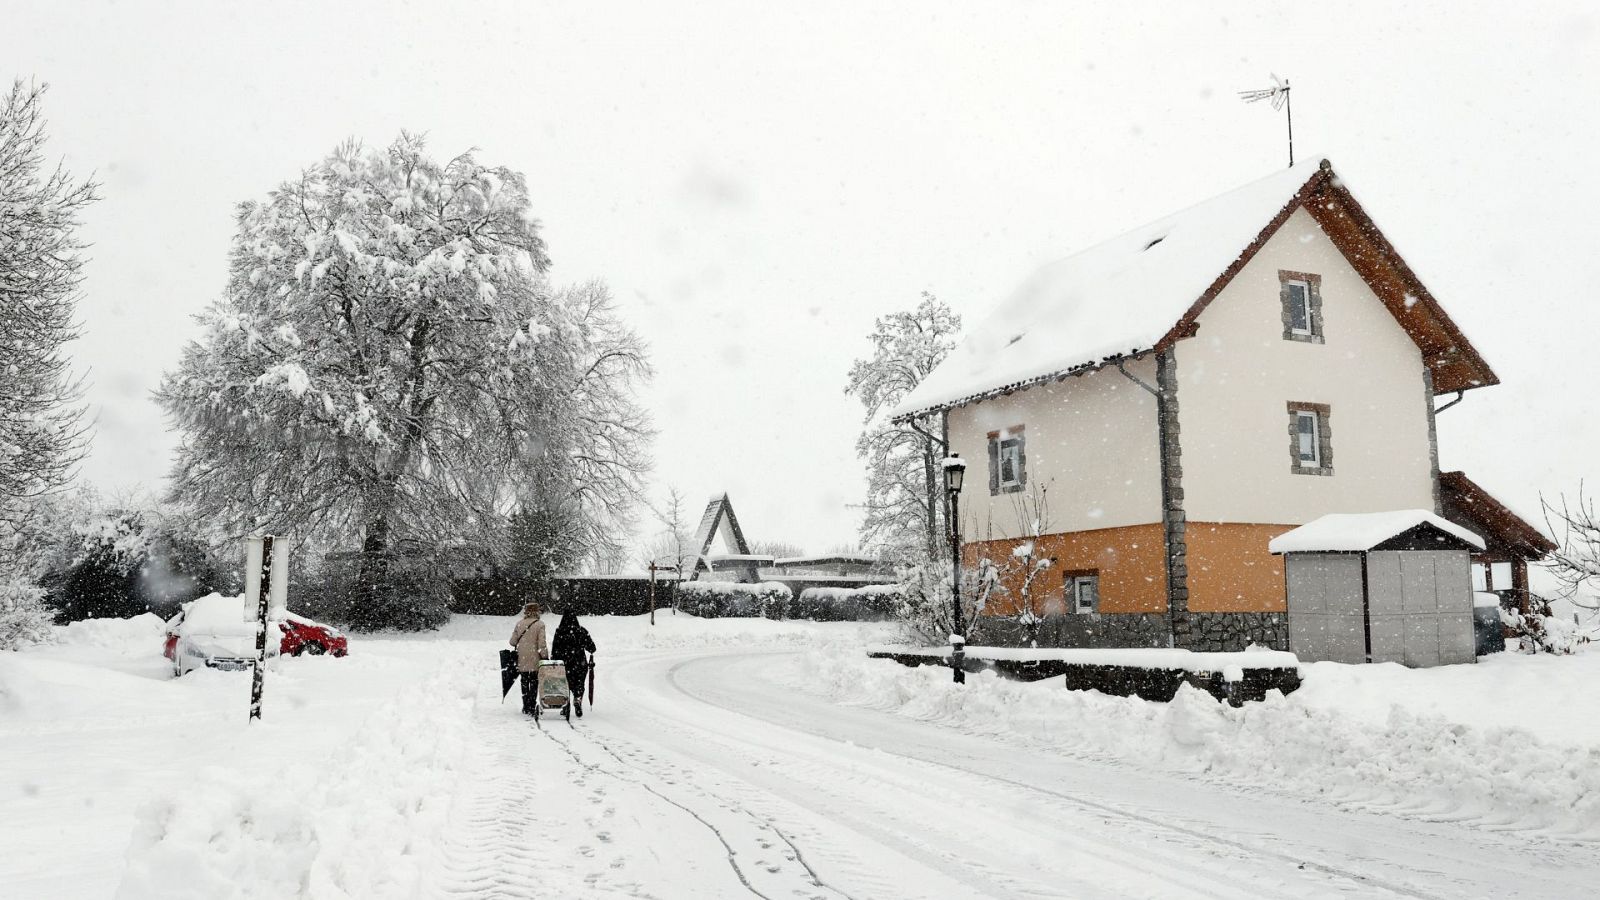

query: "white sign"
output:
242 535 291 621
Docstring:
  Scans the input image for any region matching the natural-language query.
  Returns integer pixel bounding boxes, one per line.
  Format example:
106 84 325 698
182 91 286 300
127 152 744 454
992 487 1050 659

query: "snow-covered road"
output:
433 646 1600 900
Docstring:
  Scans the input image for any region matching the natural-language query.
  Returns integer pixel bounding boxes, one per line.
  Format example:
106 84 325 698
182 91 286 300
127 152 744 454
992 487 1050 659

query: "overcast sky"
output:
5 1 1597 559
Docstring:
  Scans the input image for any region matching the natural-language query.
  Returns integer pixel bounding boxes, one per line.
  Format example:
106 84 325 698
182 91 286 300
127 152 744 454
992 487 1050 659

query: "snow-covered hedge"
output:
793 584 901 622
676 581 792 619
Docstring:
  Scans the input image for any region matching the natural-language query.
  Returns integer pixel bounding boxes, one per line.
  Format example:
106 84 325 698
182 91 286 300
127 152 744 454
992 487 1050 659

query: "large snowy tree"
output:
159 135 650 624
0 80 95 551
845 292 961 562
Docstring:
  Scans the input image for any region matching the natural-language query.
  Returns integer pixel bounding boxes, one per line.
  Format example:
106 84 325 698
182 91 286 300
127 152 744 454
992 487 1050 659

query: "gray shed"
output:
1269 511 1486 667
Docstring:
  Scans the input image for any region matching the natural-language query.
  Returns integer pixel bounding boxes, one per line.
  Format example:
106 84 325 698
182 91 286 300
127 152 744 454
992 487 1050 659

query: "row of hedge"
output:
675 581 903 621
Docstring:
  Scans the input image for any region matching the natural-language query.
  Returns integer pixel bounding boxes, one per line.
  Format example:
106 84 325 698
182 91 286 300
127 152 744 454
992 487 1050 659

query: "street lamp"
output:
943 454 967 685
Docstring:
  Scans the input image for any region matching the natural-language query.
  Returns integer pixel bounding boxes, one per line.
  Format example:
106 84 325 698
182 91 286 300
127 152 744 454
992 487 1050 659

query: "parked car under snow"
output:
162 593 348 676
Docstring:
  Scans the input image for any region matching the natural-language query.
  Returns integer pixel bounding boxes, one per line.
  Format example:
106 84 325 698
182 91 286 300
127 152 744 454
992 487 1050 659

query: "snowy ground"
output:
2 613 1598 899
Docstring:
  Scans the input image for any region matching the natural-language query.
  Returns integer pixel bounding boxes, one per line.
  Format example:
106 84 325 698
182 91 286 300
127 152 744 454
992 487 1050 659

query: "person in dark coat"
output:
550 611 596 717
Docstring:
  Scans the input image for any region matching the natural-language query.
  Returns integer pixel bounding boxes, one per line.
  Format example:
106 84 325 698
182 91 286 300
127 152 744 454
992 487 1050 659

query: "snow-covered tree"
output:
845 293 961 562
158 135 650 626
0 80 95 553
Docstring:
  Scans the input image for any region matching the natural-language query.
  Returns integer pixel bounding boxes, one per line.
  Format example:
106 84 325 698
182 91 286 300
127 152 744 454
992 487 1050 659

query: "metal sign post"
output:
648 561 658 626
245 535 289 722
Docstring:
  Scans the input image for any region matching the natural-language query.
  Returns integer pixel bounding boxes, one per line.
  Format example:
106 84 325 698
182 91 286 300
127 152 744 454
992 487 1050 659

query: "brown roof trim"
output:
1439 470 1556 558
1305 175 1498 394
1157 165 1333 353
899 159 1498 420
1158 160 1496 394
890 349 1154 423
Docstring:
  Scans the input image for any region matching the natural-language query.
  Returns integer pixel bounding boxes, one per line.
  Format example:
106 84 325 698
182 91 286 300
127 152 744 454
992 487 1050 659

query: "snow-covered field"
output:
2 612 1598 899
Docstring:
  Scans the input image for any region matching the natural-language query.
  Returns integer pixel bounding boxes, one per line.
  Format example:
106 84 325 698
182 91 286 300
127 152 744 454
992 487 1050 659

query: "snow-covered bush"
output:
892 556 996 646
0 576 52 650
677 581 791 619
793 585 901 621
1502 594 1590 655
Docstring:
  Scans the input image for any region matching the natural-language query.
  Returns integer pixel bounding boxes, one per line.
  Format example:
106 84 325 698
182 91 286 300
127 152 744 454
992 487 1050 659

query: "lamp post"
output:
943 454 967 685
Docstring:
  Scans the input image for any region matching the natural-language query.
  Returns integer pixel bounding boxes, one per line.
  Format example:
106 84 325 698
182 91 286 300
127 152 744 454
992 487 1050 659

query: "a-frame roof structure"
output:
692 493 750 559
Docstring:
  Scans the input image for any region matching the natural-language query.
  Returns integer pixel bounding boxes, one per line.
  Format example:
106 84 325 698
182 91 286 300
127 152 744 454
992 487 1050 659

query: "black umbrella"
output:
499 649 518 701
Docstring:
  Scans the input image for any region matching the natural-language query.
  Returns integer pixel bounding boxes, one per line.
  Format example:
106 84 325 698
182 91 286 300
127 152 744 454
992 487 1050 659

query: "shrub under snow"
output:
0 576 53 650
676 581 792 619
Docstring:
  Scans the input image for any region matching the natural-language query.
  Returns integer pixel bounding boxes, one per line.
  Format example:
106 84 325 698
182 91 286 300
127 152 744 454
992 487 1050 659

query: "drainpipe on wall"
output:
1116 353 1186 649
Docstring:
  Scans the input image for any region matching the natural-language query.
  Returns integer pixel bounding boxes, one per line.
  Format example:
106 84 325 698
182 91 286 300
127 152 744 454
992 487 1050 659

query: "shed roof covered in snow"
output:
1268 510 1485 555
891 158 1497 420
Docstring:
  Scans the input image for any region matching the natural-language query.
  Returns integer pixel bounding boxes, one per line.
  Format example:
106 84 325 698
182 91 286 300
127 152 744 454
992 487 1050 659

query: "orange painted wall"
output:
1185 523 1293 612
964 523 1167 616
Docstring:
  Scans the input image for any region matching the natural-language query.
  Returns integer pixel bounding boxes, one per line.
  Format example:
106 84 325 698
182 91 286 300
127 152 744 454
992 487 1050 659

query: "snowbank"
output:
117 655 480 900
792 645 1600 840
869 643 1299 670
410 612 897 650
54 612 167 648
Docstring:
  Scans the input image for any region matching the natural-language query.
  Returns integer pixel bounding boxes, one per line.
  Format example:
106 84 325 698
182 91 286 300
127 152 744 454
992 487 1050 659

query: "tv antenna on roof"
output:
1239 74 1293 167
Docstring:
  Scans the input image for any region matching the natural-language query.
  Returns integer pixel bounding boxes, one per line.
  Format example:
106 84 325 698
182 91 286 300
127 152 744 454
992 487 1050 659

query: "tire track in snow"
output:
565 725 857 900
539 727 776 899
427 706 567 899
666 653 1454 900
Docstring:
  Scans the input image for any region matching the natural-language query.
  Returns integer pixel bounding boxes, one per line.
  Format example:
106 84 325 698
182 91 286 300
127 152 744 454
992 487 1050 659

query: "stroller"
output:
533 659 573 723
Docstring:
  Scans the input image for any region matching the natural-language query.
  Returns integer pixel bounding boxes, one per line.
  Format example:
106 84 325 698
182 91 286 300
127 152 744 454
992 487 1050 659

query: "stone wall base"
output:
1174 611 1289 652
976 613 1173 649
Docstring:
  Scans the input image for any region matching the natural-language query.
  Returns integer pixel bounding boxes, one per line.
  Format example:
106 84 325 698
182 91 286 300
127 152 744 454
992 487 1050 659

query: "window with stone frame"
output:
987 425 1026 495
1064 570 1099 614
1279 270 1324 343
1287 401 1333 476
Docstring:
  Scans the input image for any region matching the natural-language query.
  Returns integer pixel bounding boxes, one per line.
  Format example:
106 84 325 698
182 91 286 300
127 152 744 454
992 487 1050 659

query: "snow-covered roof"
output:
1269 510 1485 554
891 160 1331 419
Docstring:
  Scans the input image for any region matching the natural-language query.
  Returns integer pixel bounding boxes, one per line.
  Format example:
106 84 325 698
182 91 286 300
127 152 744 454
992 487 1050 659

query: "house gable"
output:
894 159 1497 422
1158 161 1496 395
1177 205 1438 527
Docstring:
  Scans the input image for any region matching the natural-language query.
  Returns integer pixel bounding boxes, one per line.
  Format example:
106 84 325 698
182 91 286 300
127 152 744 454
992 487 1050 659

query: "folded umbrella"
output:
499 649 518 701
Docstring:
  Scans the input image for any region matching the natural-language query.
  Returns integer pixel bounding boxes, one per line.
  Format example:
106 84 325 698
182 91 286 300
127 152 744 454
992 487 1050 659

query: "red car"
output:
163 594 348 675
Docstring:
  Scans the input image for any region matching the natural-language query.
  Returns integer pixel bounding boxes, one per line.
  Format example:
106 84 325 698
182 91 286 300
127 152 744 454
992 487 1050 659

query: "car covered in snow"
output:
162 593 348 675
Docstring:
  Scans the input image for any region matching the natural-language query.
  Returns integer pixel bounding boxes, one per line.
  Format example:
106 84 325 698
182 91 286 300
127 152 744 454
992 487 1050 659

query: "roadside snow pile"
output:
116 655 480 900
55 612 166 648
795 646 1600 840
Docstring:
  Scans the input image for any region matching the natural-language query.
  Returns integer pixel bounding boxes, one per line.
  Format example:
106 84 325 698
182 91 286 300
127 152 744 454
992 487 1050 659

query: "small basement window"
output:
1287 402 1333 475
1065 571 1099 614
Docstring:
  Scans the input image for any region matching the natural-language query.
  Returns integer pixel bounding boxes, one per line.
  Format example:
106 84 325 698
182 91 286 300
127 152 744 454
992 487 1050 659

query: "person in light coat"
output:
509 602 548 715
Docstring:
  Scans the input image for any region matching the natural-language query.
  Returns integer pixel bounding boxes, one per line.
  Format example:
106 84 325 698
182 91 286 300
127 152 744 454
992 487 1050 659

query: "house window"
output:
1064 571 1099 614
1287 402 1333 475
1279 270 1324 343
987 426 1026 495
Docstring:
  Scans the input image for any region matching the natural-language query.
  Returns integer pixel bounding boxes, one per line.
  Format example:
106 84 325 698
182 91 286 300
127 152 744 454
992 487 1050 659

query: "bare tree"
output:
0 80 96 556
1541 486 1600 612
1005 482 1056 646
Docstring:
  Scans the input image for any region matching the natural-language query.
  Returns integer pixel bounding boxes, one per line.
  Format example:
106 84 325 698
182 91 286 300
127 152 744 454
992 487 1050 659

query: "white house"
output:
892 159 1544 653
